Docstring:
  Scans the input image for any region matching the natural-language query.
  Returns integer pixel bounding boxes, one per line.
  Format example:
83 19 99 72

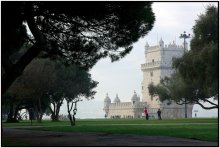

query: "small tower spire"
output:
145 41 150 51
145 41 149 47
159 37 164 47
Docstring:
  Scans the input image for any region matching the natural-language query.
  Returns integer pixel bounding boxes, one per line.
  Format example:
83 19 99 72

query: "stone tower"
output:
141 38 193 118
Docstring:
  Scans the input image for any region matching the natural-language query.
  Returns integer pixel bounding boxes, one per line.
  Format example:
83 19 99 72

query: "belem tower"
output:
103 38 194 118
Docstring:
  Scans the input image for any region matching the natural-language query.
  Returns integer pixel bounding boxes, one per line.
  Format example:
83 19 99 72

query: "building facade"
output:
103 38 194 118
104 92 149 118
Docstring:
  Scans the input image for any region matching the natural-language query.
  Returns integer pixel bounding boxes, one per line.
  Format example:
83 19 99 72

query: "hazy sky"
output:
90 2 218 102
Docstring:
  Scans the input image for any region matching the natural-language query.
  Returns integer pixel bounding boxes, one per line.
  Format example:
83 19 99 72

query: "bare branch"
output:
204 99 218 106
196 101 218 110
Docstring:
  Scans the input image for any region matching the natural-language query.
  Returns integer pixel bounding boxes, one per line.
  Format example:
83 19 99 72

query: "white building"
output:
104 92 148 118
103 38 194 118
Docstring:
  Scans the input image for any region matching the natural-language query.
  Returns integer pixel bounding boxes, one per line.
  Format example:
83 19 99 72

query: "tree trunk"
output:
6 102 19 123
67 101 74 126
72 102 77 126
37 98 43 123
2 2 47 94
55 103 62 120
49 102 62 121
6 102 15 122
33 105 42 123
51 113 59 121
72 114 76 126
67 111 74 126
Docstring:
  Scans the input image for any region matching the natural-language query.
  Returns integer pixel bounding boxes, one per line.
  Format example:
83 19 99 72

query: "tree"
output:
2 93 21 122
60 65 98 126
46 60 70 121
4 57 98 123
148 5 218 110
2 2 155 94
48 93 64 121
20 58 55 122
4 58 56 122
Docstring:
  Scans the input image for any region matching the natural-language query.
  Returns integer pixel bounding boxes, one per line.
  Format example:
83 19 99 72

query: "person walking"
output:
157 108 162 120
144 107 149 120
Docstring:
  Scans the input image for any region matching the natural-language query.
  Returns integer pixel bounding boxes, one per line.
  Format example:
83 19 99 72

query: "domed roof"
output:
114 94 120 103
104 93 111 102
131 91 139 101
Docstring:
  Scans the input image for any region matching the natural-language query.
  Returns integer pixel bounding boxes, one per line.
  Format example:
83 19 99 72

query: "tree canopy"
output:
2 2 155 93
5 58 98 122
148 5 218 110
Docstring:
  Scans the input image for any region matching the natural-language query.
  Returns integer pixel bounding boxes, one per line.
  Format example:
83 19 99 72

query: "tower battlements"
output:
145 41 184 53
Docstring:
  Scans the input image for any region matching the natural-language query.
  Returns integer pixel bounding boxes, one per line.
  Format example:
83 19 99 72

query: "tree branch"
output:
196 101 218 110
204 98 218 106
69 101 74 111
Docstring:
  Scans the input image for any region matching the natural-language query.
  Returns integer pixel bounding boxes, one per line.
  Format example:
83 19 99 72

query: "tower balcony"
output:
141 61 161 70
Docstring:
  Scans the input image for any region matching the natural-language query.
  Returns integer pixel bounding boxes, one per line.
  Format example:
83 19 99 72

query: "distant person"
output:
157 109 162 120
144 107 149 120
195 113 197 118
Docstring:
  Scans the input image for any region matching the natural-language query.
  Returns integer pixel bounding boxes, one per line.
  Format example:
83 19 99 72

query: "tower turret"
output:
104 93 111 108
103 93 111 118
131 91 140 106
114 94 120 103
145 41 150 50
159 38 164 47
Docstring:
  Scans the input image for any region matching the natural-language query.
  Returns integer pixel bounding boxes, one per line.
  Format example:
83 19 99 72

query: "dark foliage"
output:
1 2 155 93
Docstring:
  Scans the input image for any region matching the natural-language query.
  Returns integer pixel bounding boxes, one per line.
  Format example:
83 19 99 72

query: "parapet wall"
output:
146 44 184 52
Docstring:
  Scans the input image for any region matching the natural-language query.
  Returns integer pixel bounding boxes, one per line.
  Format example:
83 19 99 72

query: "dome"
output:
104 93 111 103
131 91 139 101
114 94 120 103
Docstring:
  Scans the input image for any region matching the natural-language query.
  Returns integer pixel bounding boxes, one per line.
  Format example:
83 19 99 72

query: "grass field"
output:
2 118 219 142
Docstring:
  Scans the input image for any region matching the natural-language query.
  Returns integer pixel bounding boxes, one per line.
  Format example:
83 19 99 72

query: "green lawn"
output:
2 118 219 142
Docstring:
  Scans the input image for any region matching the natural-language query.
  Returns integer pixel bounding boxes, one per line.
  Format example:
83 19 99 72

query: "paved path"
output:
2 127 218 146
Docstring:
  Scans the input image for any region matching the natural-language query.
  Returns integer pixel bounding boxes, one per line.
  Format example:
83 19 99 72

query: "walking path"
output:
2 127 218 146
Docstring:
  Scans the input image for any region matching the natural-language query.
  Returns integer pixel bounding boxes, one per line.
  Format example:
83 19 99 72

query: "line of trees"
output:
3 58 98 126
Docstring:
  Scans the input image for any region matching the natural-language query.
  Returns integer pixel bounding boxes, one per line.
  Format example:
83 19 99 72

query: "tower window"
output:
150 71 153 77
152 59 154 63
